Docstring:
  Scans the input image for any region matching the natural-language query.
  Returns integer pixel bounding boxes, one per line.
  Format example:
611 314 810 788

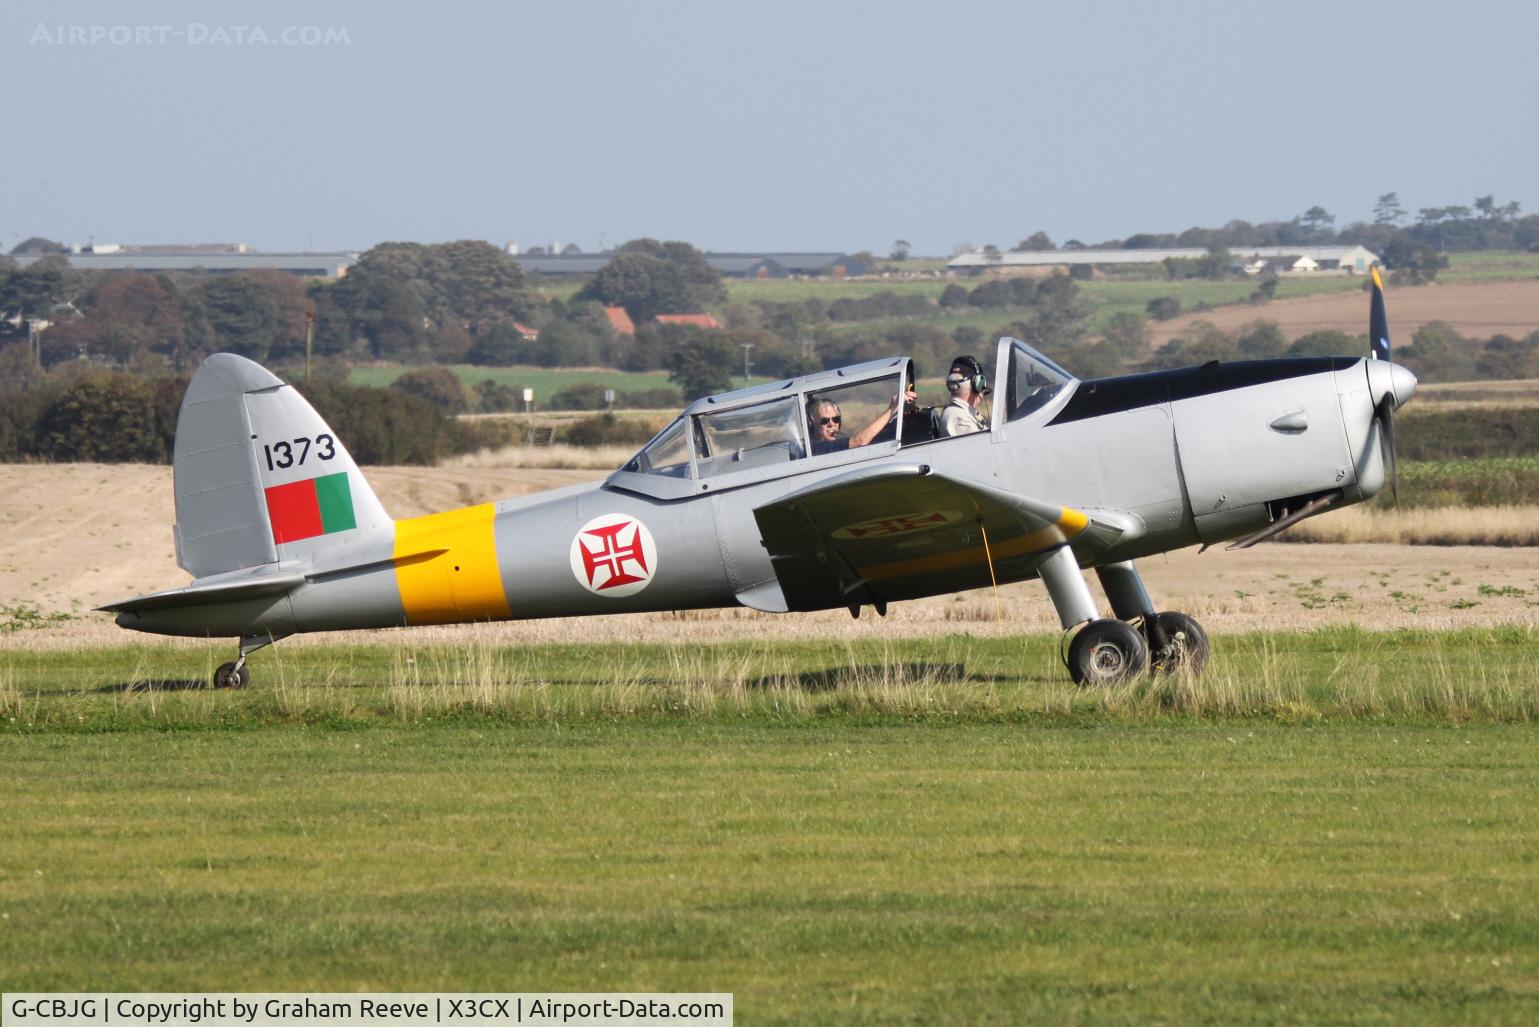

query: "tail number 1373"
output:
262 434 337 471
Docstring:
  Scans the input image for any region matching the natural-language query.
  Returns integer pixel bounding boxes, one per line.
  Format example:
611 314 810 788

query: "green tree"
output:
577 239 725 324
1236 320 1286 357
10 237 66 256
1400 321 1476 381
318 241 536 359
1099 312 1149 361
1381 234 1447 284
196 274 284 362
0 255 73 324
666 334 736 401
35 371 169 462
390 366 471 413
1006 274 1091 354
1151 322 1238 367
1146 296 1181 321
1013 231 1054 252
938 283 970 309
1286 330 1356 358
1298 206 1336 237
1373 192 1407 226
50 272 189 369
889 239 911 261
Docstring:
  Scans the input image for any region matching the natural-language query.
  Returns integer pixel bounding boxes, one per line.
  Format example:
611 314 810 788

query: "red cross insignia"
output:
569 514 658 597
832 509 963 540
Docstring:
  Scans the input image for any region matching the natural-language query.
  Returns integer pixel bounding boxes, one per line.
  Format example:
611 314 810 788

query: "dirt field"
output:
1151 278 1539 346
2 464 1536 653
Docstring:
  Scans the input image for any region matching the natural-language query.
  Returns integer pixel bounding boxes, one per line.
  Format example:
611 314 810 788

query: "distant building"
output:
653 313 720 329
512 321 540 341
510 252 870 278
11 250 357 278
947 245 1378 275
604 306 636 336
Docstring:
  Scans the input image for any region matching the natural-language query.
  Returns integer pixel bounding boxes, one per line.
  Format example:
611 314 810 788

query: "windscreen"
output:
1006 339 1074 422
623 417 691 477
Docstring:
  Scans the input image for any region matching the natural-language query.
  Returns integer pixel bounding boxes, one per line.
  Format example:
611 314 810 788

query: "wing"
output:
748 463 1140 612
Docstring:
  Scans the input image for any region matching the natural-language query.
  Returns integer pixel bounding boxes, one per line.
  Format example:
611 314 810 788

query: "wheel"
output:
1143 612 1210 676
1067 618 1149 686
213 661 250 690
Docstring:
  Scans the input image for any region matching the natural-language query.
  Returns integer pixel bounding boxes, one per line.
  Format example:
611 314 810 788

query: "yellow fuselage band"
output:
392 504 512 625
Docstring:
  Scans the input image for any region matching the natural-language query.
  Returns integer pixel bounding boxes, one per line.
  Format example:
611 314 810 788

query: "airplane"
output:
102 270 1416 688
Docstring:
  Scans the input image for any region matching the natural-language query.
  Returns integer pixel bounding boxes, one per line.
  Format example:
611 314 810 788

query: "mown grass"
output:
5 631 1539 1021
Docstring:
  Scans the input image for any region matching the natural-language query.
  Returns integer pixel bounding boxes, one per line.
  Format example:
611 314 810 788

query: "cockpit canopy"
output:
618 340 1075 494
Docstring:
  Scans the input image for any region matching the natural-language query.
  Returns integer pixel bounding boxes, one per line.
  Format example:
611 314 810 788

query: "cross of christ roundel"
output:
569 513 659 597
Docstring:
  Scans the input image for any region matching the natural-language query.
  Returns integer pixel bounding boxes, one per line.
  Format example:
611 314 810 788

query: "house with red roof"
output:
652 313 720 329
604 306 636 336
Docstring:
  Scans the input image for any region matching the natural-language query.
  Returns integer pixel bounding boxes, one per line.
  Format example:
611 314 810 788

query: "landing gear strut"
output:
213 657 250 690
1039 556 1210 685
211 632 284 689
1140 611 1210 676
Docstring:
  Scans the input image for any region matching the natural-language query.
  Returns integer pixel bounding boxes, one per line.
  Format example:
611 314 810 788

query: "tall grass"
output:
5 629 1537 730
1287 504 1539 545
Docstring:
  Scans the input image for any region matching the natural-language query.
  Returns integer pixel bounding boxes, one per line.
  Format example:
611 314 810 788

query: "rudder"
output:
173 354 390 577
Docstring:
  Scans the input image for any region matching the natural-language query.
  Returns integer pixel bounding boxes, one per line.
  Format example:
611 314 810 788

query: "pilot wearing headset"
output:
938 354 990 436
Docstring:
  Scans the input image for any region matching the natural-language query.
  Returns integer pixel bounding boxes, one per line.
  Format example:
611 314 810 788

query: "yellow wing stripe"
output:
392 504 511 625
858 507 1088 582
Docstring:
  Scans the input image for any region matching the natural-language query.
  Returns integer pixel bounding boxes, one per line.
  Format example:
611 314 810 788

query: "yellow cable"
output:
980 520 1002 627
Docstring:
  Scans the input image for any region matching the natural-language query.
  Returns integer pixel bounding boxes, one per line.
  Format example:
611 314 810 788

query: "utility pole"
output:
740 342 754 383
304 311 316 382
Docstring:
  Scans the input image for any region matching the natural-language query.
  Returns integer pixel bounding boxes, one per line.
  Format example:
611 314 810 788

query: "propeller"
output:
1368 267 1400 506
1375 393 1399 505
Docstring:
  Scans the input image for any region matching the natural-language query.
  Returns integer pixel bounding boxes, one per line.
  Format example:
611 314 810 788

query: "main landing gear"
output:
212 632 285 689
1038 550 1210 686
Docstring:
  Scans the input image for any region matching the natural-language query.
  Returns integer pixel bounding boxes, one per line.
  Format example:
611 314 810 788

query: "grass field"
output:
4 630 1539 1022
1438 250 1539 284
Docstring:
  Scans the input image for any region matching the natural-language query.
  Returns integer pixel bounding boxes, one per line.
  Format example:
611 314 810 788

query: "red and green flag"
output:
265 472 357 544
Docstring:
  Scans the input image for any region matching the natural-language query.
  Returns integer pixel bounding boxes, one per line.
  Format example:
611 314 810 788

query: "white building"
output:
948 245 1378 274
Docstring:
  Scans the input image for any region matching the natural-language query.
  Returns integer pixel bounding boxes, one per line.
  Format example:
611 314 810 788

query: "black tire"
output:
1067 618 1149 686
213 661 251 690
1144 612 1210 676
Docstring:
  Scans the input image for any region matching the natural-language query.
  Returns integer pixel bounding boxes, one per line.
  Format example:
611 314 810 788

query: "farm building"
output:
652 313 721 329
12 249 357 278
947 245 1378 275
511 252 870 278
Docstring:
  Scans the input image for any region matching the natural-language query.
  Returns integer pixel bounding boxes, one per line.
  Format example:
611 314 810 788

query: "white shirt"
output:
938 396 989 436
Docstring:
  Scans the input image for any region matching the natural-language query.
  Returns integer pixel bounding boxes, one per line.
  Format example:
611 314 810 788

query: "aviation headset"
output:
946 355 989 396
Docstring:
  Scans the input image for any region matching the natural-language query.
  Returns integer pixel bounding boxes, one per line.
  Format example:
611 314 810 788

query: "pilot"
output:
938 355 990 436
808 382 917 456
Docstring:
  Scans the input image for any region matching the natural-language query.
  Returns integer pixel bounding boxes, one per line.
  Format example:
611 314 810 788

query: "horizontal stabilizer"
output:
97 566 305 614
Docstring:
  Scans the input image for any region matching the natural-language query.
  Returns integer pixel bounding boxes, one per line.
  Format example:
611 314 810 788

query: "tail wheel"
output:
213 661 251 690
1067 618 1149 686
1144 612 1210 676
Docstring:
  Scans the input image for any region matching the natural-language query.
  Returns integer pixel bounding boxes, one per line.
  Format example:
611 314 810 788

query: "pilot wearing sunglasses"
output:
807 380 917 456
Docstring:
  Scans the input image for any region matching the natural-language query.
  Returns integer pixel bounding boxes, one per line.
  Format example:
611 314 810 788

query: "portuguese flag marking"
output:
265 472 357 544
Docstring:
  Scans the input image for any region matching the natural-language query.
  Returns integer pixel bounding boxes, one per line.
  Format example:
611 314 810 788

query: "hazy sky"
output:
4 0 1535 256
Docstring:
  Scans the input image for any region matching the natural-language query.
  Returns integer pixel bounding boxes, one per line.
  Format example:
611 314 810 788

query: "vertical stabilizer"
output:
173 354 390 577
